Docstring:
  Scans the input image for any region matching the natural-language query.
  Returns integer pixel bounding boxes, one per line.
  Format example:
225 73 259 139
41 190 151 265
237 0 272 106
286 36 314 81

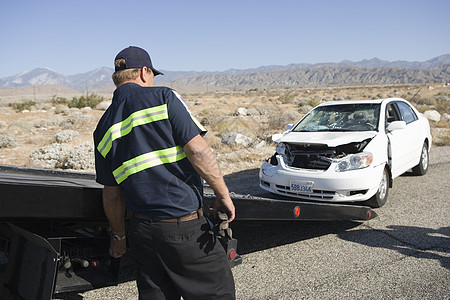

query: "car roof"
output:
317 98 406 107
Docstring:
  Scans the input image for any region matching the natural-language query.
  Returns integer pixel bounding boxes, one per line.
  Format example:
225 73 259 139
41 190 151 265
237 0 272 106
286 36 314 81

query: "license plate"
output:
290 180 313 193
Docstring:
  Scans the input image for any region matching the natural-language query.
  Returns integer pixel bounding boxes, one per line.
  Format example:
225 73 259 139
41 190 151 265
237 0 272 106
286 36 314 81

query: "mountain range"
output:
1 55 449 93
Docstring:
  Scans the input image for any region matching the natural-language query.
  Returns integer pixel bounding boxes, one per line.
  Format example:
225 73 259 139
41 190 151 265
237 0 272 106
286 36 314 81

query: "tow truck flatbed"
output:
0 165 376 299
0 165 376 221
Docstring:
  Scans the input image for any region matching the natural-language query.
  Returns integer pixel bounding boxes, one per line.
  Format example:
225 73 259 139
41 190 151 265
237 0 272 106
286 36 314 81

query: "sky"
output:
0 0 449 78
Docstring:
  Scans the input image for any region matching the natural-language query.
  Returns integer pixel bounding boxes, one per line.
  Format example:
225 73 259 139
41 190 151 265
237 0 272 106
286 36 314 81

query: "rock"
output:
0 121 7 128
234 107 248 116
247 108 260 116
221 133 253 147
441 113 450 121
96 101 111 111
253 141 266 149
81 107 92 113
423 110 441 123
55 104 70 114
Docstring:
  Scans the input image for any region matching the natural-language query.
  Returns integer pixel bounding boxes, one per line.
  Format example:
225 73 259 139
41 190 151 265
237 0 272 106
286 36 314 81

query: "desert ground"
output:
0 83 449 176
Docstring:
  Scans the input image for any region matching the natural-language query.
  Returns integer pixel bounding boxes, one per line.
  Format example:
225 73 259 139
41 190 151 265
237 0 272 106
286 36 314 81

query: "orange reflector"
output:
368 211 372 218
92 261 99 267
293 206 301 217
228 250 236 260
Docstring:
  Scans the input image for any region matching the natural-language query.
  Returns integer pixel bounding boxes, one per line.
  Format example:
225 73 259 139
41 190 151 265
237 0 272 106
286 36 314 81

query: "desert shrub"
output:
267 111 302 130
307 99 319 107
413 97 437 106
34 117 64 128
204 135 222 150
69 93 104 109
0 134 17 148
217 118 251 135
8 121 33 130
8 100 36 112
30 143 69 169
59 115 96 129
435 99 450 114
63 141 95 170
51 95 69 106
55 130 79 143
277 92 297 104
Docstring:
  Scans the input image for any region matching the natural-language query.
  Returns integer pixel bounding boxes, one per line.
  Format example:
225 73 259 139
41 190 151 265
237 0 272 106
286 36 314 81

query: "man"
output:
94 46 236 299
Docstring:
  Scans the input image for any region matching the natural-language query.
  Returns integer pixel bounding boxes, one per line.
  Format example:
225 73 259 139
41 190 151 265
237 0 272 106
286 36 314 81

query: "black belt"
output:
133 209 203 223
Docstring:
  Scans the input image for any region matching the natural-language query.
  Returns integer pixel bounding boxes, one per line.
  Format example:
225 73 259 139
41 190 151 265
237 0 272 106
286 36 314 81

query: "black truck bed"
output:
0 164 376 221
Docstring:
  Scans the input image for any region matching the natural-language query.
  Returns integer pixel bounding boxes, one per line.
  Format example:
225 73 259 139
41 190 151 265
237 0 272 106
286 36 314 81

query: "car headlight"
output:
335 152 373 172
261 161 277 176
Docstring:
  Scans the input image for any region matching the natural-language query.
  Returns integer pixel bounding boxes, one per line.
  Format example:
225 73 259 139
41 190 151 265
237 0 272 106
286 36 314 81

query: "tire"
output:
412 142 429 176
366 167 389 208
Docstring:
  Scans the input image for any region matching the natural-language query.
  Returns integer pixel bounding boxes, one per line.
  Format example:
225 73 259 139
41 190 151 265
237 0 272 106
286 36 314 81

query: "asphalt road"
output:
56 146 450 300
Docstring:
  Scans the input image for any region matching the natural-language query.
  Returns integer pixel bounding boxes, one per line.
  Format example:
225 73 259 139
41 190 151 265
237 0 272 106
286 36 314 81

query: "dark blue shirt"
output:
94 83 206 218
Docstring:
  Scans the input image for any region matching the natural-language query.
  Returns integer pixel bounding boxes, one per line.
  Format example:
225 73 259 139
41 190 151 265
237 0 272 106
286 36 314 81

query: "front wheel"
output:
412 142 429 176
366 167 389 208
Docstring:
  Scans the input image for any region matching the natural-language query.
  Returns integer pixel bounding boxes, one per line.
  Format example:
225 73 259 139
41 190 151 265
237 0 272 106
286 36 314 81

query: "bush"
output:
8 100 36 112
51 95 69 106
307 99 319 108
69 93 104 109
0 134 17 148
277 92 296 104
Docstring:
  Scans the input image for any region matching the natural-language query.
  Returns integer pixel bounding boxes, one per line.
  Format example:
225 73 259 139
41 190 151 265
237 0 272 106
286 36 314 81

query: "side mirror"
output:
285 124 294 131
386 120 406 132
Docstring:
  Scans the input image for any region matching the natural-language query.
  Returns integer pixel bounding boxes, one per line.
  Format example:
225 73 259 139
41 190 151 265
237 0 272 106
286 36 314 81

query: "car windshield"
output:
292 103 381 132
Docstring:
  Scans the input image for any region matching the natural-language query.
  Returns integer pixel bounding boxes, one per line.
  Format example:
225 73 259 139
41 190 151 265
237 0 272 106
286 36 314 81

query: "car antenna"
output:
409 86 423 102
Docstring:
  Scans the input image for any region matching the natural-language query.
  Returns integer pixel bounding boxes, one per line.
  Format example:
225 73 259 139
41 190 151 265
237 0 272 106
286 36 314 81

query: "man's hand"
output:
213 194 235 223
109 237 127 258
103 186 127 257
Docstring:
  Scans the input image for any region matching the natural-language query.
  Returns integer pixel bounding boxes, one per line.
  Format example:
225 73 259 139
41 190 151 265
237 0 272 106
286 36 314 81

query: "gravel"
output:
54 146 450 300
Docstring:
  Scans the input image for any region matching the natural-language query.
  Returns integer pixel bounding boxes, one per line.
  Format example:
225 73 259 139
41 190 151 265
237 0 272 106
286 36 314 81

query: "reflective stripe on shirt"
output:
172 90 207 133
97 104 168 157
112 145 186 184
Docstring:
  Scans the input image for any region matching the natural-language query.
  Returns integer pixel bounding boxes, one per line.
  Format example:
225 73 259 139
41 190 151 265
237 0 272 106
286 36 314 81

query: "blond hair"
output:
111 58 141 86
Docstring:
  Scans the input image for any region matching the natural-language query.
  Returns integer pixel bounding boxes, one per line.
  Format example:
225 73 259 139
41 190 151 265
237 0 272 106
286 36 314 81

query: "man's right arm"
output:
183 134 235 222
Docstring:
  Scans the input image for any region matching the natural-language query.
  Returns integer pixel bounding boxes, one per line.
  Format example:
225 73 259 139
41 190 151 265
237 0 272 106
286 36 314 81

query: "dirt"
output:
0 83 449 178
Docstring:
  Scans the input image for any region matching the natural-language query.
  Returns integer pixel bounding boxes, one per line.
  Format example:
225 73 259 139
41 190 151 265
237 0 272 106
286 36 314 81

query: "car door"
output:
396 101 422 169
385 101 419 177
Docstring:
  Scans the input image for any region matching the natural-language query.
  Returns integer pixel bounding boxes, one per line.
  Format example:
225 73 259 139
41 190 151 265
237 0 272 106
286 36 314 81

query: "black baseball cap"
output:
114 46 163 76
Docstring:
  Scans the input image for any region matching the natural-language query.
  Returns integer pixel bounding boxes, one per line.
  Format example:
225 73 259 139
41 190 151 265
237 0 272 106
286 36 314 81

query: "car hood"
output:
275 131 377 147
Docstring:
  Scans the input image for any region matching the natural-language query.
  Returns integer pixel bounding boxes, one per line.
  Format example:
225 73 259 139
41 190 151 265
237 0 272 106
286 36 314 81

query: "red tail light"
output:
293 206 301 217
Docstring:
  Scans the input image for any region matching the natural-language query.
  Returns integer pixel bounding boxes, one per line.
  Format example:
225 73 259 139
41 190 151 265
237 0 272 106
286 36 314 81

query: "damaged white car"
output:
259 98 432 207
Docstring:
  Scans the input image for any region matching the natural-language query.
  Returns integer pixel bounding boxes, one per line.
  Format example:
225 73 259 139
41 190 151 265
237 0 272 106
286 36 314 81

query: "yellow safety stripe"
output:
113 146 186 184
97 104 168 157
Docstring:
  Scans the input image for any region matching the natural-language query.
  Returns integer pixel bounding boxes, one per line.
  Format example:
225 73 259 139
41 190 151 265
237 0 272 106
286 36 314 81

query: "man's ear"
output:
140 67 147 83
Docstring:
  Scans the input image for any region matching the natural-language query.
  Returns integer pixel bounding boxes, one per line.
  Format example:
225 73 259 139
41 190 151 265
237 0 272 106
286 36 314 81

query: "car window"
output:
396 101 418 124
386 103 401 123
293 103 380 132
